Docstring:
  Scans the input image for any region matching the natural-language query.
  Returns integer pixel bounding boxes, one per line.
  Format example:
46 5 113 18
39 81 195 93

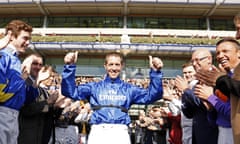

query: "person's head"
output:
104 52 124 79
216 38 240 72
182 62 196 83
5 20 32 54
149 106 161 118
234 14 240 39
22 54 43 79
191 48 212 71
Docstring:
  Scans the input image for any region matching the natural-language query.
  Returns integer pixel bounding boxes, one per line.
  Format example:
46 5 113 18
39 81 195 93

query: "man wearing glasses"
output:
194 38 240 144
175 48 218 144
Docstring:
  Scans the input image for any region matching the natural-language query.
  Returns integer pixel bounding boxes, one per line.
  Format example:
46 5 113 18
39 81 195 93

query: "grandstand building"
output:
0 0 239 78
0 0 239 117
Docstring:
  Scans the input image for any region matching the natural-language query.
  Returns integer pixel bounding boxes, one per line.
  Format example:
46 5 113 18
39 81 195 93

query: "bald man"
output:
178 48 218 144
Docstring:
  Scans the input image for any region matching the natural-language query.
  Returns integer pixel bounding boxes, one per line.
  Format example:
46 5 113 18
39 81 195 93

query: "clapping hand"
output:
194 84 213 101
175 75 189 92
47 89 59 104
36 68 50 86
21 57 33 80
195 65 226 87
54 96 72 108
0 30 11 50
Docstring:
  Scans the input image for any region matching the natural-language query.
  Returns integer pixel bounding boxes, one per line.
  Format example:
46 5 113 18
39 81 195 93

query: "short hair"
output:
104 52 123 65
182 62 193 69
5 20 32 38
216 37 240 50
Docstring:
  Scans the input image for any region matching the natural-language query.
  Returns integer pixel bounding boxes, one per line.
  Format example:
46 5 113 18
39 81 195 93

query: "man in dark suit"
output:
175 48 218 144
194 38 240 144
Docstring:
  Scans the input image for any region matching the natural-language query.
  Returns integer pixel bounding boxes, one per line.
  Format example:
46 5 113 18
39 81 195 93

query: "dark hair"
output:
182 62 193 69
216 37 240 50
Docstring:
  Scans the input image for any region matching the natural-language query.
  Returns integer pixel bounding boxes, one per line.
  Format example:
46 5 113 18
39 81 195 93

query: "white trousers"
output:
88 124 131 144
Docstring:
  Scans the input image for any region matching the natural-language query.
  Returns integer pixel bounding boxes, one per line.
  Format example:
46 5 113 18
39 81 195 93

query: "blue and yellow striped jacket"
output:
0 47 38 110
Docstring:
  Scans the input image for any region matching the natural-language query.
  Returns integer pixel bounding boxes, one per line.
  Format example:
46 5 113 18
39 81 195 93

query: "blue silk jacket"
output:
0 48 38 110
61 65 163 125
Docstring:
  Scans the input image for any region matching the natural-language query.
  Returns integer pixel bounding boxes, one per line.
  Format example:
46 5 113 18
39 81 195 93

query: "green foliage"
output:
32 35 121 43
31 35 225 45
130 36 219 45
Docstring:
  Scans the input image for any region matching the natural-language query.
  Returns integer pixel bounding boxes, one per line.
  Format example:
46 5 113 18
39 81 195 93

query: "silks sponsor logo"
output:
99 90 126 101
